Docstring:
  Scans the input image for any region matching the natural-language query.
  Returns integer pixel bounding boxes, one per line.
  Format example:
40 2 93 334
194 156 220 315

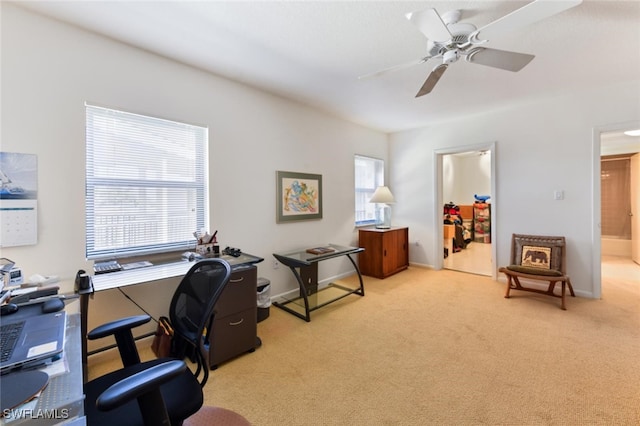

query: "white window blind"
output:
355 155 384 226
85 104 208 260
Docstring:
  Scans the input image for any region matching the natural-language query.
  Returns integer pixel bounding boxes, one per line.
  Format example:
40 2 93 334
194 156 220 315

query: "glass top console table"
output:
272 244 364 322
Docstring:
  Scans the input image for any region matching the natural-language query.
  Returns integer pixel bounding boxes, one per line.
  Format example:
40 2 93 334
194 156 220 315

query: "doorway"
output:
434 142 497 279
592 122 640 298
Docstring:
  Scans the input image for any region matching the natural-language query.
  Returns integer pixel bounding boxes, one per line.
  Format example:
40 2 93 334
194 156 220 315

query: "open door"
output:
593 122 640 298
631 153 639 265
434 142 497 280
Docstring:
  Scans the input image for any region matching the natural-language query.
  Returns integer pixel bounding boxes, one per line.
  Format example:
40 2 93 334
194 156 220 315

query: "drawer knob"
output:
230 277 244 283
229 318 244 326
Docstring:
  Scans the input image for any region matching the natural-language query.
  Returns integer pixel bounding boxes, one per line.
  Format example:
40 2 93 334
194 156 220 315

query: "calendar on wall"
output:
0 152 38 247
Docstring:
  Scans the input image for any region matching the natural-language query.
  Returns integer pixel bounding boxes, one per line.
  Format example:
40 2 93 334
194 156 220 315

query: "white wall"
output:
1 4 388 344
443 153 492 206
390 80 640 297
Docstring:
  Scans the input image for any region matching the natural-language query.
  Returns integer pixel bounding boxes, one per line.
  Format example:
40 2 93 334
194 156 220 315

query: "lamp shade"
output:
369 186 396 204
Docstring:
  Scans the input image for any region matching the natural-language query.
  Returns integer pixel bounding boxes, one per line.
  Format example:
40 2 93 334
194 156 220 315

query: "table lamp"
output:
369 186 395 229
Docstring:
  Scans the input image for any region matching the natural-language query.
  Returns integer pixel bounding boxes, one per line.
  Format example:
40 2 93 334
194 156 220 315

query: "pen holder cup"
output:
196 243 219 257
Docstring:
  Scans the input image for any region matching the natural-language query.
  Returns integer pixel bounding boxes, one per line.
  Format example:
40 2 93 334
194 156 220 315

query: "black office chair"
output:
83 259 247 426
94 359 251 426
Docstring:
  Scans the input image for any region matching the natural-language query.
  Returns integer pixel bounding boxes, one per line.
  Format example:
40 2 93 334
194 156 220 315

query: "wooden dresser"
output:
358 227 409 279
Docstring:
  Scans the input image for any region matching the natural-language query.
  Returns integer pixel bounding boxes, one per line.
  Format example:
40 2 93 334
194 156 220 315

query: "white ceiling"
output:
14 0 640 133
601 130 640 155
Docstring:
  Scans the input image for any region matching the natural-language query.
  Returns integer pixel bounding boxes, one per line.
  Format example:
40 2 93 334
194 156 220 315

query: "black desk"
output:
82 254 263 380
272 244 364 322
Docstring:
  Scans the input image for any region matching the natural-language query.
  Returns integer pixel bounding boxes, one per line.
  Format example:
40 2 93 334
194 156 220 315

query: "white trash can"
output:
257 277 271 322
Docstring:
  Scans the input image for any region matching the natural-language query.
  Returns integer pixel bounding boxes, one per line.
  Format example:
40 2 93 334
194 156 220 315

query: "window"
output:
354 155 384 226
85 104 208 260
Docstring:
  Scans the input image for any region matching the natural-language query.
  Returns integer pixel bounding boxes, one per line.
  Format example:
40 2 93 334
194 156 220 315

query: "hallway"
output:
601 255 640 295
443 241 492 276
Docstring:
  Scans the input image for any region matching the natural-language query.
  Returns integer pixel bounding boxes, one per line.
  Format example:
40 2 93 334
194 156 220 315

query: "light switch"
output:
554 190 564 200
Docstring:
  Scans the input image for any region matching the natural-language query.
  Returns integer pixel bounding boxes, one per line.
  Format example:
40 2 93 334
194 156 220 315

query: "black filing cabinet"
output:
205 265 258 369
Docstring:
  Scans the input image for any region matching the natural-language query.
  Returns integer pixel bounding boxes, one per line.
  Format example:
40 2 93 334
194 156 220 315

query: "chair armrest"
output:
87 315 151 340
88 315 151 367
96 360 186 413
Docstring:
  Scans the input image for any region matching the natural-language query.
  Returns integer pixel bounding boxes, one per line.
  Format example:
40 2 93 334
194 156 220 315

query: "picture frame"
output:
276 171 323 223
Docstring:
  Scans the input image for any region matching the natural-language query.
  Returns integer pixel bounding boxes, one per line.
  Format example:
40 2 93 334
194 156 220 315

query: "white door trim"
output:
592 120 640 299
433 141 497 280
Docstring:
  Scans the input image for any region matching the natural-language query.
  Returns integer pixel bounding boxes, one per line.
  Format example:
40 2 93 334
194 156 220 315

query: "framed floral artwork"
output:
276 171 322 223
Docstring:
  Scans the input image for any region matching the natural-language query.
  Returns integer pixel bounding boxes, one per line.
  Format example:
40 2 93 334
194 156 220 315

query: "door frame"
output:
591 120 640 299
433 141 497 280
631 154 640 264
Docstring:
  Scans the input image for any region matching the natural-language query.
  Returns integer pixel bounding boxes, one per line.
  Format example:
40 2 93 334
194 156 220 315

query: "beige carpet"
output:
89 264 640 425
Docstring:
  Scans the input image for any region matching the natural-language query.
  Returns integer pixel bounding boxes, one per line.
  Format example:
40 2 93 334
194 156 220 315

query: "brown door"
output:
383 231 398 275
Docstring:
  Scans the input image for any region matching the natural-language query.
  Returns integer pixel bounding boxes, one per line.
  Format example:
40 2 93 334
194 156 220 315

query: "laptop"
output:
1 310 66 374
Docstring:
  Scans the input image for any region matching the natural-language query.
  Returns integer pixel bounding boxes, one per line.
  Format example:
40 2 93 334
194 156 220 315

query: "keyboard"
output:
121 261 153 271
1 321 25 362
94 260 122 274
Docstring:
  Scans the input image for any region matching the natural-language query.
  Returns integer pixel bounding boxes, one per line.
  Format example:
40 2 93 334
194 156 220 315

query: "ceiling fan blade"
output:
470 0 582 43
358 57 430 80
465 47 535 72
416 64 448 98
406 8 452 42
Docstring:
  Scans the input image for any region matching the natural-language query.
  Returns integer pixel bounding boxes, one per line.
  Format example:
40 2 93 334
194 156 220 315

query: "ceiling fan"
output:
362 0 583 97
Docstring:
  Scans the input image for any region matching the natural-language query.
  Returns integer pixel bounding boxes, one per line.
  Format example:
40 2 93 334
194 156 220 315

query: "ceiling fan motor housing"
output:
447 23 476 43
428 21 477 58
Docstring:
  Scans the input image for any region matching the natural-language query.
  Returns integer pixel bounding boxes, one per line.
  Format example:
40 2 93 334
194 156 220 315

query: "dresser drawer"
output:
209 308 257 366
215 265 257 318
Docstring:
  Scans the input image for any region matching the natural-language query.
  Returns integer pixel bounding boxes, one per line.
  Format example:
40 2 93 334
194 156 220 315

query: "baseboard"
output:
408 261 433 269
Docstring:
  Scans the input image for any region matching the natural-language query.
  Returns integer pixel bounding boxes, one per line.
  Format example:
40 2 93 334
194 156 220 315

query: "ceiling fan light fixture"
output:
443 49 459 65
